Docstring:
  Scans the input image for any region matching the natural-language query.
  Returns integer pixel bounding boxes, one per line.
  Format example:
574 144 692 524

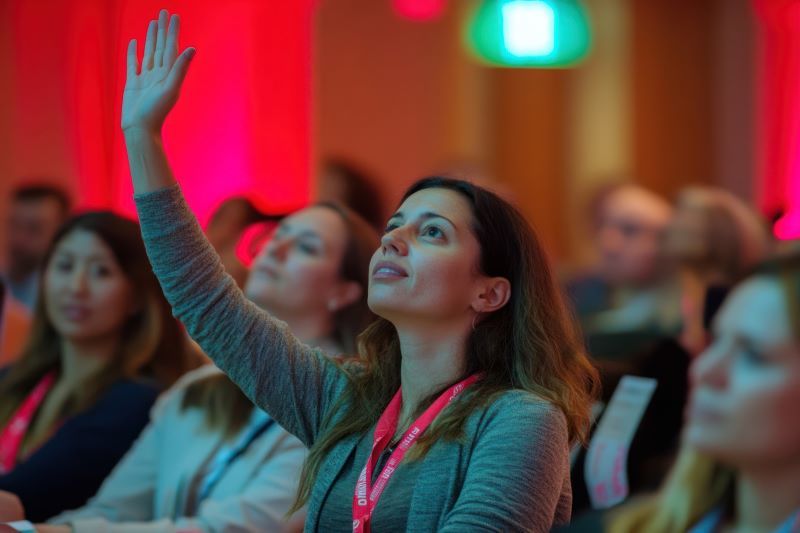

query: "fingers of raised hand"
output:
142 19 157 70
154 9 168 67
166 47 195 92
126 39 139 78
163 14 180 68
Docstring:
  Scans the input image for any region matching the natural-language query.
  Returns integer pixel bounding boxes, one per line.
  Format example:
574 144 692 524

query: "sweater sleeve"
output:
0 381 158 522
439 393 572 532
133 185 350 447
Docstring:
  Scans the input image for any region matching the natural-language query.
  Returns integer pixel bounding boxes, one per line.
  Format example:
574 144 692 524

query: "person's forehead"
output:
285 207 346 240
12 197 64 216
397 189 471 221
717 277 792 342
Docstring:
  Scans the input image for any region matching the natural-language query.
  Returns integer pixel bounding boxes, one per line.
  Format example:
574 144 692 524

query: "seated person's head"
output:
684 252 800 471
592 184 672 287
318 158 384 230
0 212 193 420
611 251 800 531
244 203 379 353
665 187 772 284
5 184 71 281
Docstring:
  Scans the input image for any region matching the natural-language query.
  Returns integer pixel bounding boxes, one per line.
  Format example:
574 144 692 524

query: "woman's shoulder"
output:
471 388 568 440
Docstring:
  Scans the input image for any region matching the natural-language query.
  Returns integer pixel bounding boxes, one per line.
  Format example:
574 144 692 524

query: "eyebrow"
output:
52 250 113 262
388 211 456 227
274 224 323 244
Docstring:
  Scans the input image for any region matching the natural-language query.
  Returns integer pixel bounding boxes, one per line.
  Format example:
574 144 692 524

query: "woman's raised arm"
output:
121 10 349 447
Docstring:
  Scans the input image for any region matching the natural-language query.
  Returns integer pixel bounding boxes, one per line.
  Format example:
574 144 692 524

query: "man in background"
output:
3 184 71 311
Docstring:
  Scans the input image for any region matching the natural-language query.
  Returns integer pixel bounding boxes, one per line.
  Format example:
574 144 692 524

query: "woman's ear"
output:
327 281 363 312
470 276 511 314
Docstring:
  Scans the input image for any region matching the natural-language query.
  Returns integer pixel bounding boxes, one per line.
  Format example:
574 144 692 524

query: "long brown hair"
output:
0 211 198 426
292 176 601 511
609 251 800 533
182 203 380 438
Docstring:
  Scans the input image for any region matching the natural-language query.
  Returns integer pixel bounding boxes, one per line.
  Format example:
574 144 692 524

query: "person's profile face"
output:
244 206 350 318
685 276 800 467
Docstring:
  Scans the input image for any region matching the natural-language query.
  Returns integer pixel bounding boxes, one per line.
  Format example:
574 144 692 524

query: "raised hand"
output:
122 9 195 134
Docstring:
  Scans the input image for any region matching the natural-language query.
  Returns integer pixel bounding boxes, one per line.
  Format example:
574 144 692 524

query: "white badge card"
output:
1 521 36 533
585 375 657 510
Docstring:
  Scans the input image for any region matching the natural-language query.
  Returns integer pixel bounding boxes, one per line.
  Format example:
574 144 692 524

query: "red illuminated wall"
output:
4 0 314 225
755 0 800 239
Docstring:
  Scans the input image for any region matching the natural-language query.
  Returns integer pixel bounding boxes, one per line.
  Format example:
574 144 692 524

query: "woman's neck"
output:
58 337 117 387
396 326 468 422
733 460 800 531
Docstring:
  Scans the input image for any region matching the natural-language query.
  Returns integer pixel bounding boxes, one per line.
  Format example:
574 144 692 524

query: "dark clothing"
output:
0 378 159 521
571 338 691 516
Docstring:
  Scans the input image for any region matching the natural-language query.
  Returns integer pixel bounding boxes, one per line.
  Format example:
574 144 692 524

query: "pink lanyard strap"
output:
0 371 56 474
352 373 481 533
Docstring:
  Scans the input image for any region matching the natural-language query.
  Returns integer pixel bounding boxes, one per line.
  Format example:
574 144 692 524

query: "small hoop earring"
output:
472 313 481 331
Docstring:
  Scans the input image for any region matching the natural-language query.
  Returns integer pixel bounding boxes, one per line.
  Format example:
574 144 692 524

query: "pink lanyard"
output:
0 371 56 474
351 373 481 533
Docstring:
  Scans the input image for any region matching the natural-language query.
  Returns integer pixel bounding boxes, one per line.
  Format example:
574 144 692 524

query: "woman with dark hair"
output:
0 211 198 521
37 201 379 533
119 10 599 531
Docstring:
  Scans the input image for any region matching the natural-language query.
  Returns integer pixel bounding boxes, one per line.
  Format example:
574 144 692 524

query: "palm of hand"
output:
123 62 177 132
121 10 194 133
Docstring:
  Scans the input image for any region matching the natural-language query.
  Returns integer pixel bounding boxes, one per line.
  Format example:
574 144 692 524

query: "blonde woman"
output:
566 253 800 532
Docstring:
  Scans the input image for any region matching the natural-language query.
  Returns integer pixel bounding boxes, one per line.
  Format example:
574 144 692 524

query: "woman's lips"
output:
61 304 91 321
372 261 408 280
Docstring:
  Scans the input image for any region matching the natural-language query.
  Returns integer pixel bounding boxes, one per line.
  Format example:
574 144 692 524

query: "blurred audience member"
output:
3 184 71 311
33 202 379 532
567 184 675 357
566 251 800 532
0 212 197 521
571 186 772 515
0 295 31 367
318 158 384 230
205 196 280 288
665 187 772 355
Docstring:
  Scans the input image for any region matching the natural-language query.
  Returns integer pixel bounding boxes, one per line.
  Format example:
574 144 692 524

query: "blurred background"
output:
0 0 795 268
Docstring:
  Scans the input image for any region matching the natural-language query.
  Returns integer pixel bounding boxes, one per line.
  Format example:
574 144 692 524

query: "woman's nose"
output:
380 228 408 256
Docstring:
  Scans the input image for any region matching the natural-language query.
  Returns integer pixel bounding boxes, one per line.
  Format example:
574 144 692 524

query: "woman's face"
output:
368 188 485 326
685 276 800 467
244 206 351 317
44 229 136 344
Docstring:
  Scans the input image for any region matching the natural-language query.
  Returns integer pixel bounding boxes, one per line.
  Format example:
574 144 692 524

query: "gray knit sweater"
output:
134 184 572 532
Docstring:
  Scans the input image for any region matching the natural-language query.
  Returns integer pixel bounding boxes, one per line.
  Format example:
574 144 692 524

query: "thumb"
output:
166 47 196 92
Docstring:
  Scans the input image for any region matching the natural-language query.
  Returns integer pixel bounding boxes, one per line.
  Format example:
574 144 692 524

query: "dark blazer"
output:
0 377 159 521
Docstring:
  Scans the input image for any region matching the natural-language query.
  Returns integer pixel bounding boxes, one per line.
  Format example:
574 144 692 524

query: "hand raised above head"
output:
122 9 196 134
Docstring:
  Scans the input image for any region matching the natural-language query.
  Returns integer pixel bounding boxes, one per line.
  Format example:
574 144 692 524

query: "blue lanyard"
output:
691 508 800 533
196 411 275 504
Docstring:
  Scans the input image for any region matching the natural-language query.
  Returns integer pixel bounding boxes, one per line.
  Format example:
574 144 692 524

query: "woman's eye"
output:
54 260 72 272
383 223 399 234
742 346 766 365
298 242 319 255
422 225 443 239
89 263 113 278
